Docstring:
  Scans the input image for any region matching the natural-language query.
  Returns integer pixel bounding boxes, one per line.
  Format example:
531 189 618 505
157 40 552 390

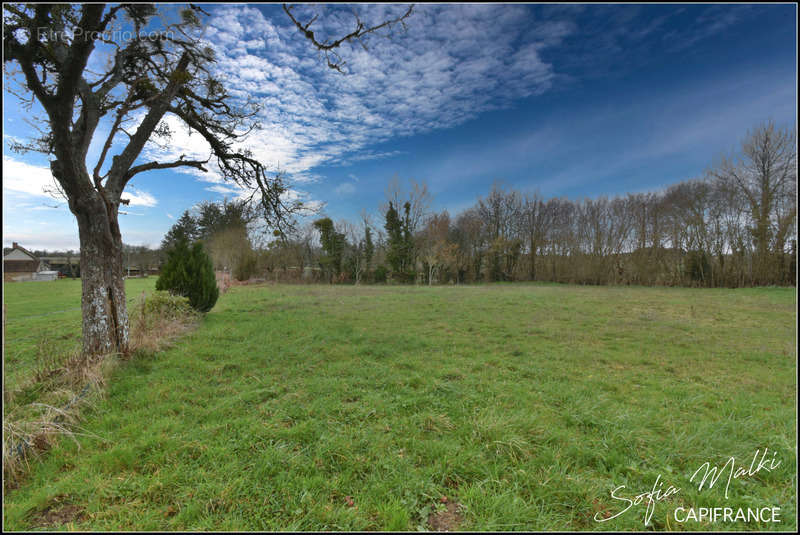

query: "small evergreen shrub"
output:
156 240 219 312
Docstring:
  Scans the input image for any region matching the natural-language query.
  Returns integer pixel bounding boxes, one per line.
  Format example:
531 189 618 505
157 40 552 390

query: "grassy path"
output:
2 283 796 530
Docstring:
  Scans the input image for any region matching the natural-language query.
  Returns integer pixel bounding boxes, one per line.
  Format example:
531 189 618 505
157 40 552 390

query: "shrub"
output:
389 270 416 284
685 250 712 286
138 291 195 322
234 250 258 281
129 290 199 354
156 240 219 312
373 265 388 283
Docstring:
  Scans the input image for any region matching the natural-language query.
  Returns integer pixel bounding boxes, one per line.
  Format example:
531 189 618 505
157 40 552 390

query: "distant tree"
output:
383 201 416 281
313 217 346 282
207 226 253 278
453 208 486 282
478 183 522 281
373 264 388 283
196 199 253 242
521 191 555 282
364 226 375 270
362 211 375 273
420 211 456 285
122 243 156 276
65 249 76 278
685 249 712 286
160 199 257 277
384 201 404 274
161 211 200 252
382 176 431 237
381 177 430 277
342 220 372 284
233 248 258 281
709 121 797 284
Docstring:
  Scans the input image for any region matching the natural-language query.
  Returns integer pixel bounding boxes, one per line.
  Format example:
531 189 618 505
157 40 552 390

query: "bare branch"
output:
124 156 210 181
283 4 413 72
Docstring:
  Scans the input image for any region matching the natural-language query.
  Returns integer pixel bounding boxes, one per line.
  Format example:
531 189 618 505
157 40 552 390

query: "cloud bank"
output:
143 4 572 192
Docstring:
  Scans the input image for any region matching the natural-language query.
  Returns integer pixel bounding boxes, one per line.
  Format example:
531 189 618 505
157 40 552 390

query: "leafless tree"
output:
521 192 550 281
709 121 797 284
419 211 457 285
381 175 432 236
477 183 522 281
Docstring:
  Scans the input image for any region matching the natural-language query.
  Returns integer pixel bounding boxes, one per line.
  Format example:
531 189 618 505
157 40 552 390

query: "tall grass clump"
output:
128 290 199 353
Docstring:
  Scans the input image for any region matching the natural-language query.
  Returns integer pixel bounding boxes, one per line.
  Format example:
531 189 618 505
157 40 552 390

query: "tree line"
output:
25 120 797 289
257 121 796 288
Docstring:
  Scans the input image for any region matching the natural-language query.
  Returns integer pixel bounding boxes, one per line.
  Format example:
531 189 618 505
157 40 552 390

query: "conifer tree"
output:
156 240 219 312
161 211 200 252
313 218 346 282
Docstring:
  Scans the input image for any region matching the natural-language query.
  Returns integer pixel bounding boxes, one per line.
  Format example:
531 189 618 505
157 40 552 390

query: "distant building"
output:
3 242 45 282
38 255 80 277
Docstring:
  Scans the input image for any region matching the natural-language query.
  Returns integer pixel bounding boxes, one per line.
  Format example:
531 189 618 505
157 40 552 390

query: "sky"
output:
2 3 797 251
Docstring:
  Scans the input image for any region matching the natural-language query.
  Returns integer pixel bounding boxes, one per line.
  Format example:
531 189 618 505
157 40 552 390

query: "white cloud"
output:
334 182 357 196
2 156 61 200
2 230 80 251
144 4 573 198
3 157 156 207
205 184 244 196
123 187 158 207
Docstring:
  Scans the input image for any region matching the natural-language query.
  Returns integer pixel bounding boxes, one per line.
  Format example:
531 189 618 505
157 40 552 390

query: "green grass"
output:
2 282 796 531
3 278 156 390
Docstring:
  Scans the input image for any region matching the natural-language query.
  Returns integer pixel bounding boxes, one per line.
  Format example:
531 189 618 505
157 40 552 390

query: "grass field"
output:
3 278 156 389
2 281 796 531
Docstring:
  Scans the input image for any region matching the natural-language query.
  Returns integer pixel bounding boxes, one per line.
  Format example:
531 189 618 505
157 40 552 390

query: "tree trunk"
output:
74 195 129 357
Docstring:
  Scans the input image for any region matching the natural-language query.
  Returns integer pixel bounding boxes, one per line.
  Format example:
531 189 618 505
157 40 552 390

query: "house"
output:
3 242 45 282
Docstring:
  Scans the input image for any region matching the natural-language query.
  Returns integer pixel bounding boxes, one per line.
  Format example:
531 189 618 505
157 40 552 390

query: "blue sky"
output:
3 3 797 250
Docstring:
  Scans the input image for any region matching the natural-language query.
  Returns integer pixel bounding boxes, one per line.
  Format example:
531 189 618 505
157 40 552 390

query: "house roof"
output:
3 242 38 261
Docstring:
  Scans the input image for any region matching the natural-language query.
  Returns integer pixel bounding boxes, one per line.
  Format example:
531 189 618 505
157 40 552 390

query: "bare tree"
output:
522 192 550 281
419 211 456 285
381 175 432 236
478 183 522 281
453 209 485 282
4 3 413 356
709 121 797 284
342 220 367 284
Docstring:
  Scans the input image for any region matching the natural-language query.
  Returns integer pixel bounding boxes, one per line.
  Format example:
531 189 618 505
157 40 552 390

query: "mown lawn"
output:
2 282 796 531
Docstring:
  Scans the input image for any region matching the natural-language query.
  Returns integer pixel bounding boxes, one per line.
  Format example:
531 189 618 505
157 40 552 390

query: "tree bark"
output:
73 189 129 356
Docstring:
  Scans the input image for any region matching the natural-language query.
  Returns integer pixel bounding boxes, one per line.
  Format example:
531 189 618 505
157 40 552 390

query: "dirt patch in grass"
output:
428 500 462 531
32 503 86 528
